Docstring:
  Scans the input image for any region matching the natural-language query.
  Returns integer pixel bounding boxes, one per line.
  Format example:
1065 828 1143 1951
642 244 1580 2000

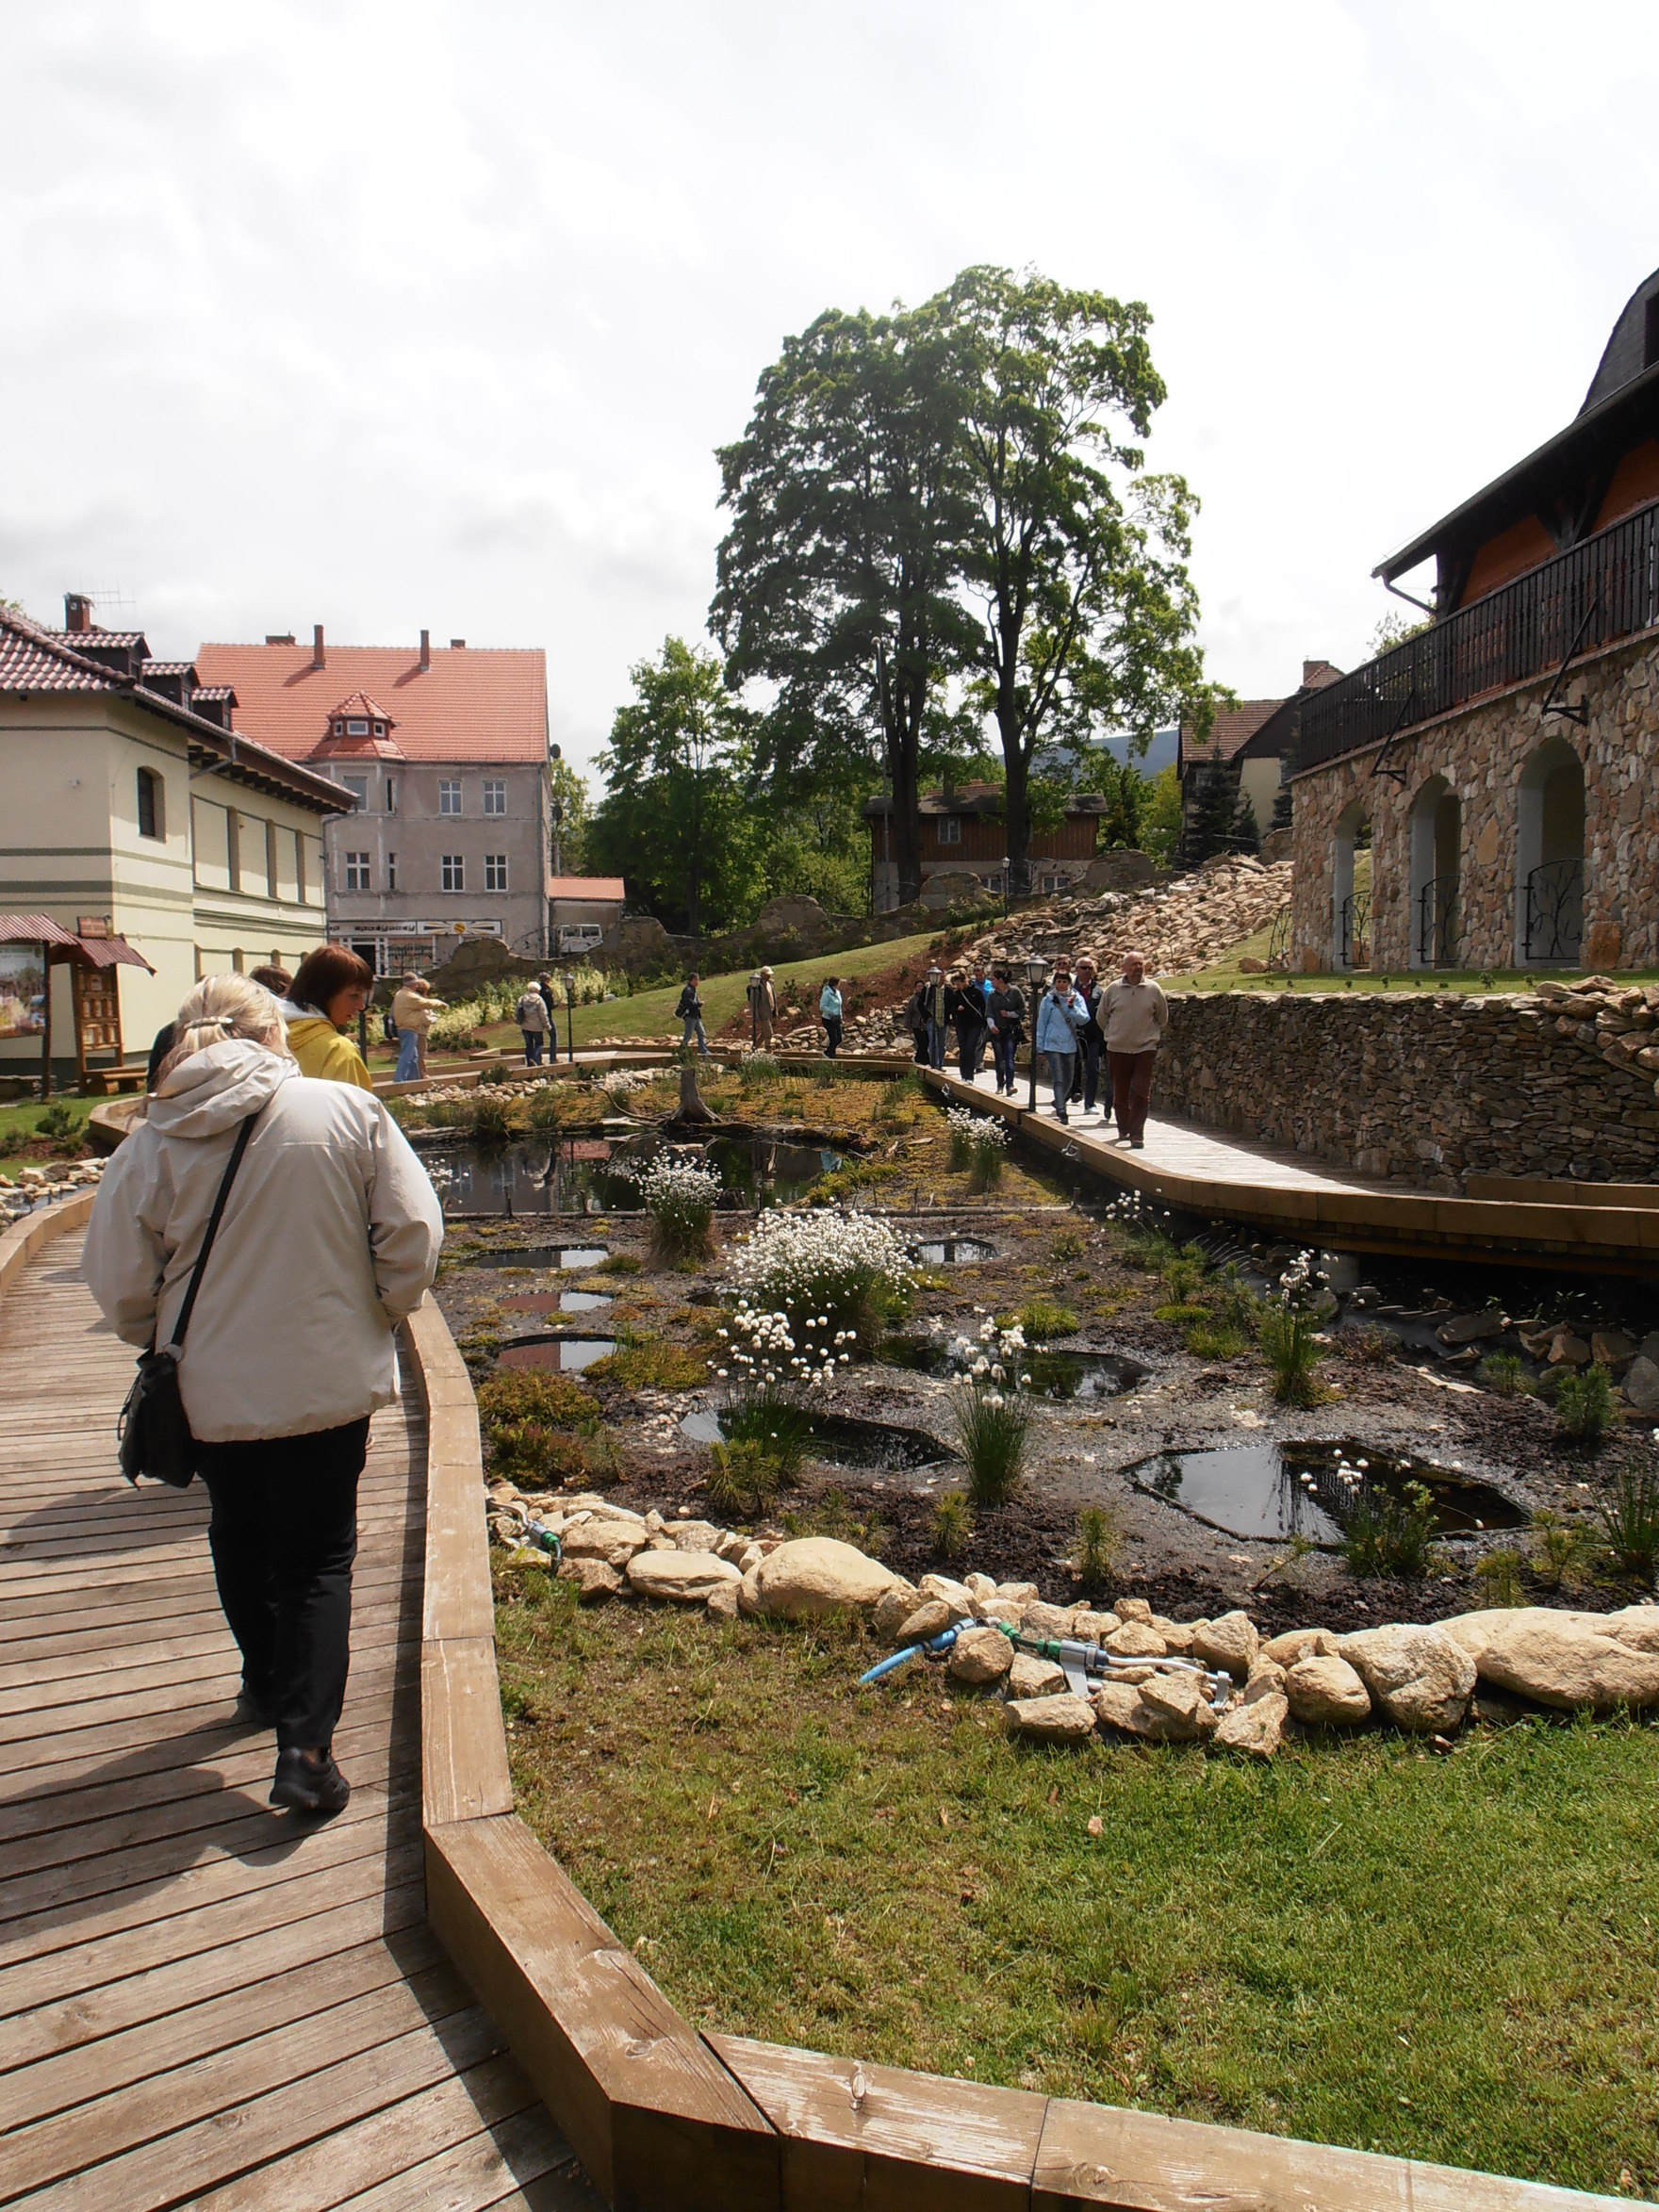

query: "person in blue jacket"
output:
819 976 844 1057
1034 963 1088 1123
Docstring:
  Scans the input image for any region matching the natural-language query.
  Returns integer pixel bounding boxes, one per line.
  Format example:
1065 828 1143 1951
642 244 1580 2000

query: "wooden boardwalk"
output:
0 1226 595 2210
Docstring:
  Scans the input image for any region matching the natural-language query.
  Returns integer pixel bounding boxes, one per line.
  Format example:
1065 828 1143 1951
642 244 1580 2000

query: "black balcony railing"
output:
1417 872 1461 967
1299 497 1659 770
1523 858 1585 962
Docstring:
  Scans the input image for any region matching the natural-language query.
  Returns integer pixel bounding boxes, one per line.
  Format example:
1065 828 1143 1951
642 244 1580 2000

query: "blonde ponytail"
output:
156 973 291 1088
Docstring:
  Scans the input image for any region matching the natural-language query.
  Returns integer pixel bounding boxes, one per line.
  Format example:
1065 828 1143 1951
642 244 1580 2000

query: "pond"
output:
433 1131 843 1217
879 1336 1143 1400
496 1335 616 1373
910 1237 997 1267
451 1244 611 1270
681 1405 953 1473
500 1289 614 1316
1128 1438 1529 1545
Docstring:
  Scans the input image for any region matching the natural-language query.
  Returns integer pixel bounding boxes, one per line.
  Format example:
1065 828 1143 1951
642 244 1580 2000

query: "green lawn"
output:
500 1578 1659 2199
0 1094 99 1179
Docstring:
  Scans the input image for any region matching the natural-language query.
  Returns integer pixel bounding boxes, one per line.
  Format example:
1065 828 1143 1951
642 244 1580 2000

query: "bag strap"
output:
166 1110 259 1352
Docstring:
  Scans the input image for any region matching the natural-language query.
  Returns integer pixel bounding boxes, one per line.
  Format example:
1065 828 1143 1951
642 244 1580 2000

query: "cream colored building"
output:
0 607 348 1079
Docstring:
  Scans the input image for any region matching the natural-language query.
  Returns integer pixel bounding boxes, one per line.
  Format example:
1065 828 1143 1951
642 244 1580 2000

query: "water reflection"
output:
438 1131 843 1217
1129 1438 1527 1545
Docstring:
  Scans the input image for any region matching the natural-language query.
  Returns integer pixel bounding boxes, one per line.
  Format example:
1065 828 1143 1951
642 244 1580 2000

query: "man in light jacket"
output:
515 984 551 1067
85 973 443 1816
1034 964 1088 1124
922 965 948 1070
1100 949 1169 1148
390 975 442 1084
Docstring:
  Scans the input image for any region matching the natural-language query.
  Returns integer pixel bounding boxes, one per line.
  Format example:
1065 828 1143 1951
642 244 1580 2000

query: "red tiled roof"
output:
548 877 624 901
140 659 199 679
0 621 118 693
1180 698 1282 764
195 640 549 764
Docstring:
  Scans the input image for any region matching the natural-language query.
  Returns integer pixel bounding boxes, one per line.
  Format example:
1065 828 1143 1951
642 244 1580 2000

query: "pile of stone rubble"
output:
1536 973 1659 1103
490 1487 1659 1759
1 1157 106 1221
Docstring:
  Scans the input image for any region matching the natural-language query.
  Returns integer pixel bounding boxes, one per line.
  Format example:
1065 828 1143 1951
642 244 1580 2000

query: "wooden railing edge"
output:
0 1189 97 1303
402 1279 1641 2212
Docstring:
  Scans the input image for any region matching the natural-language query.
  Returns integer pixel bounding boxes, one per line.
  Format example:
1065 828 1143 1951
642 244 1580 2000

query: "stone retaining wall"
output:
1158 983 1659 1188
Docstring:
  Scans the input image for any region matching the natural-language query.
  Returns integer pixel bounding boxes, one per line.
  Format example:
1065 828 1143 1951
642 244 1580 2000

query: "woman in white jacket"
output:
85 974 444 1816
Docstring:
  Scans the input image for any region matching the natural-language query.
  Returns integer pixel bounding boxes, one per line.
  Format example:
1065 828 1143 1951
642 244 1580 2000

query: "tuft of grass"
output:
1015 1299 1079 1342
705 1439 781 1519
1051 1227 1087 1261
585 1337 708 1390
931 1489 976 1562
1529 1510 1592 1593
497 1589 1659 2194
1258 1305 1323 1407
461 1092 514 1147
477 1369 600 1433
527 1085 572 1133
1342 1480 1440 1580
1599 1464 1659 1584
1474 1548 1527 1608
1554 1366 1617 1444
952 1385 1029 1506
721 1388 812 1483
1478 1352 1535 1397
596 1253 641 1275
1073 1504 1120 1587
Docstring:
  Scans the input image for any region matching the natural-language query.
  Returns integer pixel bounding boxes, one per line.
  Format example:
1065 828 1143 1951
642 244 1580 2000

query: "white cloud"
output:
3 0 1655 775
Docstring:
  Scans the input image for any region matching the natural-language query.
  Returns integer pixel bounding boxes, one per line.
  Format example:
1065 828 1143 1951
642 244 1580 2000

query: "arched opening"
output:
1408 776 1462 968
1515 736 1585 963
1331 801 1371 970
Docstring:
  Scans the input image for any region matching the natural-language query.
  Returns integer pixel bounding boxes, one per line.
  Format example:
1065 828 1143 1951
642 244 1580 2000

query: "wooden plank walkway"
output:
0 1227 597 2211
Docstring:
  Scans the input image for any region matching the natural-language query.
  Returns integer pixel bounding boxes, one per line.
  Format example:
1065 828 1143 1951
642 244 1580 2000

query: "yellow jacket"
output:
287 1015 374 1091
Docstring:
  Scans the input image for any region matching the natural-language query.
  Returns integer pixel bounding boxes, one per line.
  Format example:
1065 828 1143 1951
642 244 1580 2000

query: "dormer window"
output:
372 721 386 738
334 720 344 736
347 717 369 736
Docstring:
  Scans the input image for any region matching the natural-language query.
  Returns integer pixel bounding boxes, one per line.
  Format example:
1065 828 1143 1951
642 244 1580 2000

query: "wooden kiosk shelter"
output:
0 913 154 1099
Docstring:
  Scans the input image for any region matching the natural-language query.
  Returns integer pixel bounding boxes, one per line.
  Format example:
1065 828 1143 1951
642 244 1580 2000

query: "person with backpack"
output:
819 976 844 1057
675 973 709 1055
515 982 551 1066
84 972 443 1815
987 967 1026 1095
1034 962 1088 1124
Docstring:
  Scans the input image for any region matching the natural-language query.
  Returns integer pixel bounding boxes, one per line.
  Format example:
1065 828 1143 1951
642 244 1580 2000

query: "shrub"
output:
621 1153 722 1265
932 1489 976 1562
705 1438 781 1518
488 1419 583 1486
35 1101 76 1141
527 1085 571 1133
945 1106 1009 1190
1016 1299 1079 1341
1259 1303 1322 1407
462 1092 513 1148
1529 1509 1592 1592
1478 1351 1534 1396
1342 1480 1440 1579
585 1338 708 1389
1474 1548 1527 1607
720 1388 811 1482
1555 1365 1617 1443
476 1370 600 1434
1051 1227 1087 1261
727 1209 913 1349
1599 1461 1659 1582
596 1253 641 1275
1074 1505 1120 1587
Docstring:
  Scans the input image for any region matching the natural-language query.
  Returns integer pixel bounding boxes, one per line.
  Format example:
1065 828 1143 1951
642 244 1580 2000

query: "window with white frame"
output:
483 778 506 816
344 851 371 891
438 779 462 815
937 816 961 844
346 717 369 737
485 853 508 892
441 853 465 892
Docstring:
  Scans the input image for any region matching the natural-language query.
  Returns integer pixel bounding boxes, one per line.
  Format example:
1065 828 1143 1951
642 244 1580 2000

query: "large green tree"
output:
929 265 1213 895
711 303 977 908
588 638 760 935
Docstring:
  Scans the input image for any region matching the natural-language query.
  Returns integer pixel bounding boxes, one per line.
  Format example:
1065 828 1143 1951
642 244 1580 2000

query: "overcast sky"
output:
4 0 1656 776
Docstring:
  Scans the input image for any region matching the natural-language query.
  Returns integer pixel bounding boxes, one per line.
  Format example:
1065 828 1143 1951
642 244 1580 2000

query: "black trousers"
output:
197 1417 369 1753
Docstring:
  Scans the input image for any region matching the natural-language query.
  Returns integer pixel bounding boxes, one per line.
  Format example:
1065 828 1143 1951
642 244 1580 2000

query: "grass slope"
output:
501 1580 1659 2199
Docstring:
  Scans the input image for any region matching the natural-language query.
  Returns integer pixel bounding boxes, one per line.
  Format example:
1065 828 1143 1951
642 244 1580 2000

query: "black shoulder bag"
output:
117 1112 259 1488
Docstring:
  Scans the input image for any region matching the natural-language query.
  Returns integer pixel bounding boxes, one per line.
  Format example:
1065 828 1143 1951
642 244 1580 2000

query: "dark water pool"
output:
452 1244 610 1271
911 1237 997 1267
879 1336 1142 1400
435 1132 843 1217
681 1405 952 1472
1129 1438 1528 1545
496 1335 616 1373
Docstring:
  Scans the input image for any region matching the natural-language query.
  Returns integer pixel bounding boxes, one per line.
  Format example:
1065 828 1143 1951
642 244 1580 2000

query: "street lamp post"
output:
1025 950 1047 1114
747 972 760 1050
1001 856 1010 925
563 970 577 1064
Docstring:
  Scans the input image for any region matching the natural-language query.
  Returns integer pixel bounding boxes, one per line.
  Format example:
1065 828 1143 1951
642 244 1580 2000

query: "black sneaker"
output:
271 1748 351 1816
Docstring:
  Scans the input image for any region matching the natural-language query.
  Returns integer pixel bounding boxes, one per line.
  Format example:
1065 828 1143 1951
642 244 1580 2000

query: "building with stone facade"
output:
0 602 345 1080
1286 267 1659 975
195 627 550 976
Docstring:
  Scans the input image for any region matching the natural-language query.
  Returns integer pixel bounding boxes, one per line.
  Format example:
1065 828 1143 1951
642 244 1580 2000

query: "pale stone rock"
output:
738 1566 763 1618
1547 1331 1591 1368
1443 1607 1659 1712
627 1549 743 1602
557 1557 623 1602
738 1543 764 1576
1214 1690 1288 1759
1006 1694 1098 1743
1105 1620 1167 1658
1336 1623 1477 1733
870 1580 922 1640
644 1509 665 1534
1243 1659 1288 1704
1114 1597 1154 1623
1261 1626 1339 1668
948 1626 1015 1686
1285 1654 1372 1727
1071 1609 1121 1643
560 1519 649 1569
963 1571 998 1601
752 1537 897 1620
1437 1311 1505 1347
1091 1681 1150 1736
1622 1355 1659 1412
1603 1604 1659 1654
1009 1652 1067 1699
919 1572 977 1613
1191 1610 1260 1678
1151 1615 1198 1655
1136 1671 1220 1742
897 1598 960 1644
1023 1601 1081 1640
995 1581 1041 1605
706 1581 740 1622
667 1518 722 1553
715 1529 751 1564
977 1598 1027 1627
1590 1330 1639 1373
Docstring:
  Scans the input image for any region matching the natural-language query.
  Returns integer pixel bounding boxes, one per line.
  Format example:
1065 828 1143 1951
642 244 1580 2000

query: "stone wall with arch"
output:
1289 633 1659 972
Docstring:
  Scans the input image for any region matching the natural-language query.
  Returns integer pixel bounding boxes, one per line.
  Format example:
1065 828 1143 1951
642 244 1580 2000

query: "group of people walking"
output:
89 948 444 1819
